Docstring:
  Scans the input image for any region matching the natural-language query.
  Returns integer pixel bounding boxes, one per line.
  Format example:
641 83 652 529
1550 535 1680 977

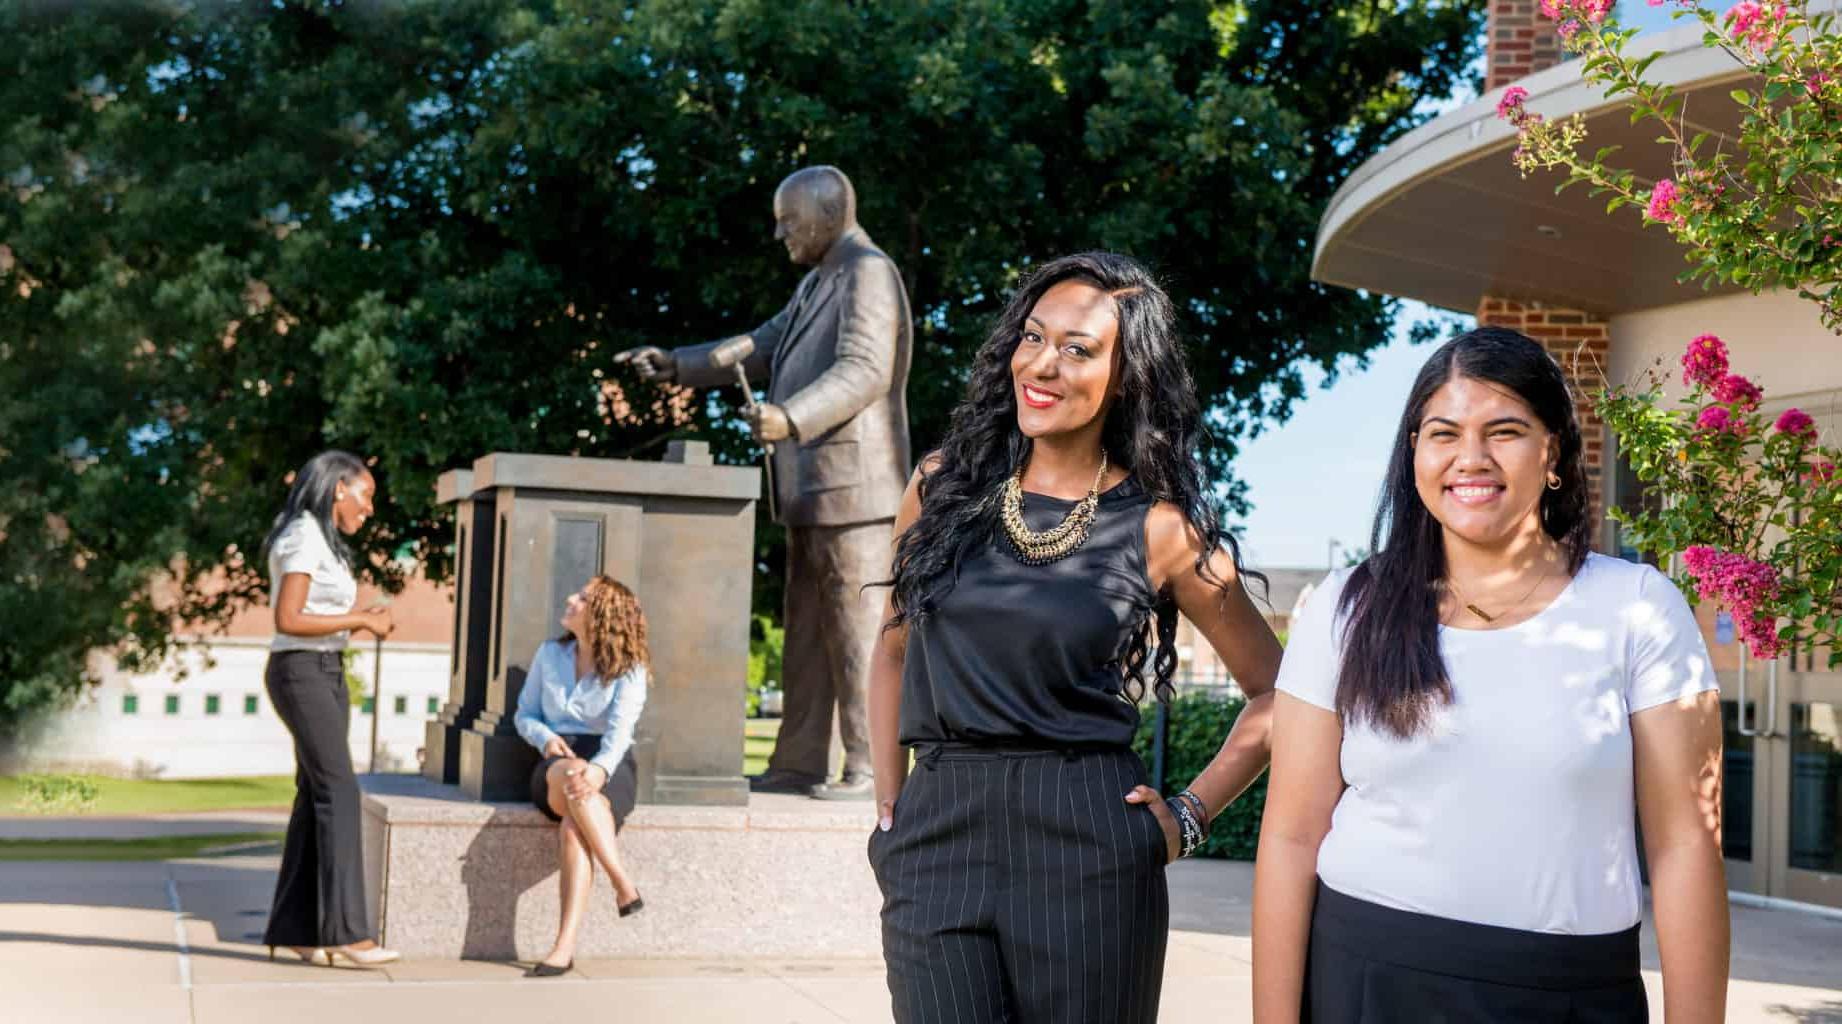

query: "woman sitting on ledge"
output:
514 574 650 978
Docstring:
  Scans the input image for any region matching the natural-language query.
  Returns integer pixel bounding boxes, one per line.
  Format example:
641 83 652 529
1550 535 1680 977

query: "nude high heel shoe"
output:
325 943 401 968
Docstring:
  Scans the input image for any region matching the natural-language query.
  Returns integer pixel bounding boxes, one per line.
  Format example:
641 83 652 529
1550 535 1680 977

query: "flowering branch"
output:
1601 334 1842 662
1498 0 1842 332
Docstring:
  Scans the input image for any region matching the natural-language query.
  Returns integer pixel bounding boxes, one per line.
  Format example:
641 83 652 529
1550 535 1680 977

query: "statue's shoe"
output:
809 773 874 801
747 769 825 794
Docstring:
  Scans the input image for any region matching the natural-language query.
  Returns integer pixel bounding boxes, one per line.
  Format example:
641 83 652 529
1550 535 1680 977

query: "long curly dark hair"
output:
886 252 1257 704
1336 327 1590 738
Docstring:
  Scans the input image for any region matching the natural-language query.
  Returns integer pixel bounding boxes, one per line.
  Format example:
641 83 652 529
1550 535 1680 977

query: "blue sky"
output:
1231 1 1714 568
1232 304 1448 569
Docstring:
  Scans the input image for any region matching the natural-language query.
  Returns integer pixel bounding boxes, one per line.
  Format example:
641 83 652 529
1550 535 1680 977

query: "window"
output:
244 695 259 715
393 695 408 716
361 696 374 714
123 694 138 715
427 696 440 715
164 695 180 715
205 694 221 716
1611 450 1662 568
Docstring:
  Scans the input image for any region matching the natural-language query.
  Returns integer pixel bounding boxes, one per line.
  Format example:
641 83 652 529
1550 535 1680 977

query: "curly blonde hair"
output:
573 575 649 683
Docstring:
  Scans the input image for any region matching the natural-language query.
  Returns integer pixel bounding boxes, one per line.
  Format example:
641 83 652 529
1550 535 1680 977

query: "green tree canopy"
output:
0 0 1480 726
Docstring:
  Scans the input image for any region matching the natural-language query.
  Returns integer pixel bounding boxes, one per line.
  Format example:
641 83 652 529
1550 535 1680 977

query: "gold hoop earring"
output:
1546 472 1562 491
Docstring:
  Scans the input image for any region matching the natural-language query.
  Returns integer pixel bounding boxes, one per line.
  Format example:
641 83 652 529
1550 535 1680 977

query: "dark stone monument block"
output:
449 444 758 804
425 470 496 785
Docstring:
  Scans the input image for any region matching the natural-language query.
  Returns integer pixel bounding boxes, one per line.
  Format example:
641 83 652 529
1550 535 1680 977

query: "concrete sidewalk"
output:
1 851 1838 1022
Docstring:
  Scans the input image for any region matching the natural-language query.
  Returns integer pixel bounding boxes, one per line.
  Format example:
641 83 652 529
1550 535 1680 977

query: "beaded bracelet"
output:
1166 798 1205 859
1175 789 1212 842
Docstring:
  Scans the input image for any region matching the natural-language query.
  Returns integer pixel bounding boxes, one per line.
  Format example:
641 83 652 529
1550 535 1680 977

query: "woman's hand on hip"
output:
1125 785 1180 864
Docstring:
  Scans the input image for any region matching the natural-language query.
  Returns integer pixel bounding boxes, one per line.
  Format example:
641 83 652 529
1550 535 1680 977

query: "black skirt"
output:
1305 881 1648 1023
528 733 639 828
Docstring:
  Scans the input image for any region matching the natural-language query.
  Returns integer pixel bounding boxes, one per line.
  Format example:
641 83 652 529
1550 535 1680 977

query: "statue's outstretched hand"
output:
613 346 675 383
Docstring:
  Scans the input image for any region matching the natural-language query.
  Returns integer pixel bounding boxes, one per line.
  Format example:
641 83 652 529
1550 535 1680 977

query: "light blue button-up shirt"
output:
513 638 648 777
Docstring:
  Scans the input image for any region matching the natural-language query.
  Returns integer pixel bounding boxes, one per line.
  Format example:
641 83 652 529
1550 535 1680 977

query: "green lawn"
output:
744 717 779 777
1 721 779 817
0 774 296 816
0 832 285 862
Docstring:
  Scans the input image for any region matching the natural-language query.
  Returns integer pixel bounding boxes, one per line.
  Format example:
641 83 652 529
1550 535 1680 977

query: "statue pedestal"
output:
437 444 758 805
359 774 882 959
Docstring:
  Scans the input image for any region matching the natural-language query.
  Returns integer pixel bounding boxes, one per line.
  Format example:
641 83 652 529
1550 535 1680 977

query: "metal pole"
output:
368 634 384 773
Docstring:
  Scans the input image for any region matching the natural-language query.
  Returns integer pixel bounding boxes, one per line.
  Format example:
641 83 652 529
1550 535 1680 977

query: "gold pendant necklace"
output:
1443 567 1550 624
1001 449 1108 565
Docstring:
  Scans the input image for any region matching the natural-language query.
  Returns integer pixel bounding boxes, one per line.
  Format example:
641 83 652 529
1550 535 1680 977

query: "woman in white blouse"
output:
260 450 400 968
514 574 650 977
1253 328 1728 1022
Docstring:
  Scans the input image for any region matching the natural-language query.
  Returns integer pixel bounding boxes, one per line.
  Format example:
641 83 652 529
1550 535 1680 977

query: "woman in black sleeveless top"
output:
867 253 1284 1023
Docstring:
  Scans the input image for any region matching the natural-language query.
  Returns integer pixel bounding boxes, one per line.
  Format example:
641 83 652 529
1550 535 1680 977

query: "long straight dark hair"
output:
260 450 369 569
1336 327 1590 737
886 251 1258 704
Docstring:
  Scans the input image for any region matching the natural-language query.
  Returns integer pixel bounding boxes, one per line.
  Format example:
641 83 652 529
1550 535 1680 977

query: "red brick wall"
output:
1487 0 1568 89
1476 298 1611 549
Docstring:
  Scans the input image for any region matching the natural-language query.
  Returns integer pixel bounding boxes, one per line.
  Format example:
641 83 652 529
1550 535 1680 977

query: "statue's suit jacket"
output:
674 227 913 527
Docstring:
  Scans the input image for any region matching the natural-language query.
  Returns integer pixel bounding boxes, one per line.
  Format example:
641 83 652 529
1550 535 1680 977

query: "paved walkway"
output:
2 836 1839 1022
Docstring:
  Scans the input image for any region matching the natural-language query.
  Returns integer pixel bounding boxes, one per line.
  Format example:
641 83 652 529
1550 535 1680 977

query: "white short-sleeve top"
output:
267 513 358 652
1275 552 1716 934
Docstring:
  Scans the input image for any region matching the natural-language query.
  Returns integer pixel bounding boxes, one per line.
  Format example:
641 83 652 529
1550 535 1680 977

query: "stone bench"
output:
360 774 882 960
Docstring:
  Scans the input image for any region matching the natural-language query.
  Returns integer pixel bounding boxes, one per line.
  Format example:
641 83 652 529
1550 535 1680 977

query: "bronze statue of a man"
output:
617 166 911 800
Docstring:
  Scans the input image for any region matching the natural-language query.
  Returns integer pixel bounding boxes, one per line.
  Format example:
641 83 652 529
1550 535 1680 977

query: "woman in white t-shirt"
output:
259 450 399 968
1252 328 1728 1022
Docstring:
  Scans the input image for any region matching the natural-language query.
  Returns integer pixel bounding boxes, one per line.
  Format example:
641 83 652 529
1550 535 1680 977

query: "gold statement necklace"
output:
1001 449 1108 565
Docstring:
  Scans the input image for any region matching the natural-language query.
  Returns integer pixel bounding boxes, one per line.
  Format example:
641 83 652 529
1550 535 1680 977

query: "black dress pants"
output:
262 650 369 947
870 745 1170 1024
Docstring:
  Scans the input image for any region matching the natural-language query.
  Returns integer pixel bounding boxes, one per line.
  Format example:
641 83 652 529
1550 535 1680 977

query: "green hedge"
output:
1130 690 1266 860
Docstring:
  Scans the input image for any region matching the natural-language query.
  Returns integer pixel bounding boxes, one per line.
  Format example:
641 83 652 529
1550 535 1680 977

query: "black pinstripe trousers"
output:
869 745 1170 1024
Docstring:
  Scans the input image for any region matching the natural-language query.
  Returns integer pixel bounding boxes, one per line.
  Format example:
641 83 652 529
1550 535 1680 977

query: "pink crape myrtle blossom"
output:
1681 333 1728 388
1713 373 1762 410
1774 408 1817 440
1646 179 1681 224
1496 86 1530 123
1682 546 1784 659
1696 405 1740 435
1805 460 1838 485
1724 1 1787 50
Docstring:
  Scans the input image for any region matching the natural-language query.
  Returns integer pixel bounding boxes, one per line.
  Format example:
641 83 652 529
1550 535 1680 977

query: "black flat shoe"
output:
526 960 573 978
618 895 645 918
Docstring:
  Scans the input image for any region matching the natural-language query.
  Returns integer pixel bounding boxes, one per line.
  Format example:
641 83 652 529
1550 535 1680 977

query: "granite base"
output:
359 774 883 960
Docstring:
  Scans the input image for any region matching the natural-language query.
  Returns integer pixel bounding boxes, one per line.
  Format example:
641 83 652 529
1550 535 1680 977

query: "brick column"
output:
1486 0 1567 89
1477 299 1611 550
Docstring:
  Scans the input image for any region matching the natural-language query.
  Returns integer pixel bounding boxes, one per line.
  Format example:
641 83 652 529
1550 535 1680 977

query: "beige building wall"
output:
1609 289 1842 412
